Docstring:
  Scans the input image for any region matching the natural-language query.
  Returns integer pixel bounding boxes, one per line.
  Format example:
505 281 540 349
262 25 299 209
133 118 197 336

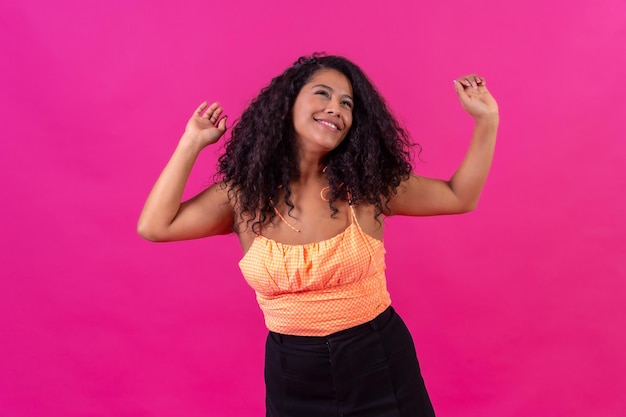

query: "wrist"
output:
177 133 206 153
474 112 499 127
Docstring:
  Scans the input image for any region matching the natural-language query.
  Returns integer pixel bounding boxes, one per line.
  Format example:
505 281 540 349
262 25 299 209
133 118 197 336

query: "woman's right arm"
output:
137 102 233 242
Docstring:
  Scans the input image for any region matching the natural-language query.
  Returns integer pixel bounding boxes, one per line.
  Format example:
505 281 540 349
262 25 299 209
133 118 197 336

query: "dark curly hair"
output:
217 53 417 233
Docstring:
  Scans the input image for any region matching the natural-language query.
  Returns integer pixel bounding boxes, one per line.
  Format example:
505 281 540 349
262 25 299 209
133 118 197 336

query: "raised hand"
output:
454 75 499 121
184 101 228 148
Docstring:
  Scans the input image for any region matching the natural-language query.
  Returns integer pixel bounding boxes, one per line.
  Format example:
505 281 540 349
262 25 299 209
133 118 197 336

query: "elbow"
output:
455 190 482 214
448 185 482 215
137 221 165 242
454 200 478 214
465 201 478 213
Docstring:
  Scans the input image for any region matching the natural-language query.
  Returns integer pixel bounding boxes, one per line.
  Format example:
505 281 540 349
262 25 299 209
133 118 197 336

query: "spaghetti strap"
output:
348 205 380 273
349 204 360 226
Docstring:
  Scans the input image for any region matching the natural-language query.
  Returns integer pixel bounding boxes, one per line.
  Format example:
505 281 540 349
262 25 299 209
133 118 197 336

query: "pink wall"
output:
1 0 625 416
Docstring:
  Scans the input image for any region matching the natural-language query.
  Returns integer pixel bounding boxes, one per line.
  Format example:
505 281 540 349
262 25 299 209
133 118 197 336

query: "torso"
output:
236 195 390 336
236 200 384 255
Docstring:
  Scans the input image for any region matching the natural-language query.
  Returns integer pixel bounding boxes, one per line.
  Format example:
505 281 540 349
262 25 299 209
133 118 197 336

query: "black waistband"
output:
269 306 394 345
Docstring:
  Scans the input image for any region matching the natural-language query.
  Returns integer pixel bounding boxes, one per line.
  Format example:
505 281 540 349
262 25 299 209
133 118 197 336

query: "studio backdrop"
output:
1 0 625 416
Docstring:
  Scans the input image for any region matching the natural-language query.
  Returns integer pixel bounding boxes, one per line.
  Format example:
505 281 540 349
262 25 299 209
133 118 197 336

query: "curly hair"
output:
217 53 418 233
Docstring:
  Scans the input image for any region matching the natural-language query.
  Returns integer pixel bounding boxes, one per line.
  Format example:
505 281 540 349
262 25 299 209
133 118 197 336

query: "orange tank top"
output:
238 205 391 336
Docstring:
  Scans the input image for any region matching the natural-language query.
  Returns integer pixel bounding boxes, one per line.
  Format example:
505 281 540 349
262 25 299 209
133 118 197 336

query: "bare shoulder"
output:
352 203 384 241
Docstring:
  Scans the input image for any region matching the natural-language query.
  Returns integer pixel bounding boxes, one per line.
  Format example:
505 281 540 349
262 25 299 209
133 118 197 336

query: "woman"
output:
138 54 499 416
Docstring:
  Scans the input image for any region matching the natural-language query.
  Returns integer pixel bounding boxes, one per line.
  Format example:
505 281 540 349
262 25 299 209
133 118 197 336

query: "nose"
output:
325 98 341 116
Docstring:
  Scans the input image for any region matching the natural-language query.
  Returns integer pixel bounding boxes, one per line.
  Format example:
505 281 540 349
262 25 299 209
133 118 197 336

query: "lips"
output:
315 118 341 131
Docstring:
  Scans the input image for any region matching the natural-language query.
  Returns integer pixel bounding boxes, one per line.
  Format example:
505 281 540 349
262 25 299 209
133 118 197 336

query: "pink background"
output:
1 0 625 416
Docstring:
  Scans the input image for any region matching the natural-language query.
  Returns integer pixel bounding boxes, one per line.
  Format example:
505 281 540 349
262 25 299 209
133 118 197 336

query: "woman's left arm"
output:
387 74 499 216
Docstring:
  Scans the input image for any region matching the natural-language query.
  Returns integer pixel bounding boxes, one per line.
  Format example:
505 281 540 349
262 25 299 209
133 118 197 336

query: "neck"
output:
295 154 326 185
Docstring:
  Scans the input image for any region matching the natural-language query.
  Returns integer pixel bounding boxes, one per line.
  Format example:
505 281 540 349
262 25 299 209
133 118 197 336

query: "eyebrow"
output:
311 84 354 101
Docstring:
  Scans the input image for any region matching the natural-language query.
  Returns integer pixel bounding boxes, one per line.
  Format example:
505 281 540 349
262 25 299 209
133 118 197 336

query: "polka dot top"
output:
238 206 391 336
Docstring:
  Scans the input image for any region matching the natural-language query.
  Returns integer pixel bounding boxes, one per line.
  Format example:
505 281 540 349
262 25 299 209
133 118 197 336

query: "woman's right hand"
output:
183 101 228 148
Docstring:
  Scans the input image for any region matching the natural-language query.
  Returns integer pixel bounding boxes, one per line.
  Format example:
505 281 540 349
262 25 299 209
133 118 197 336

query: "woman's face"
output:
291 69 354 155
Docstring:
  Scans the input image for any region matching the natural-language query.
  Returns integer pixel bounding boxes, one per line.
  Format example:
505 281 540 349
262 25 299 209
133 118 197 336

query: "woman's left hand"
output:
454 75 499 121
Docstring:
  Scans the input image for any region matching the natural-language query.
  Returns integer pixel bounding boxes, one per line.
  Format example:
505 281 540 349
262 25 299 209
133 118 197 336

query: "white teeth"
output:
318 120 338 130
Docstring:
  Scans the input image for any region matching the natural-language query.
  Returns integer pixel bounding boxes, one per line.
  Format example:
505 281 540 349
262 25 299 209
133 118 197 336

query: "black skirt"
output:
264 306 436 417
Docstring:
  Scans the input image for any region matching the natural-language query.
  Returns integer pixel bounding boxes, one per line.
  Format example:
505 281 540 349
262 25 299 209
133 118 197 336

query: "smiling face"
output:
291 69 354 155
